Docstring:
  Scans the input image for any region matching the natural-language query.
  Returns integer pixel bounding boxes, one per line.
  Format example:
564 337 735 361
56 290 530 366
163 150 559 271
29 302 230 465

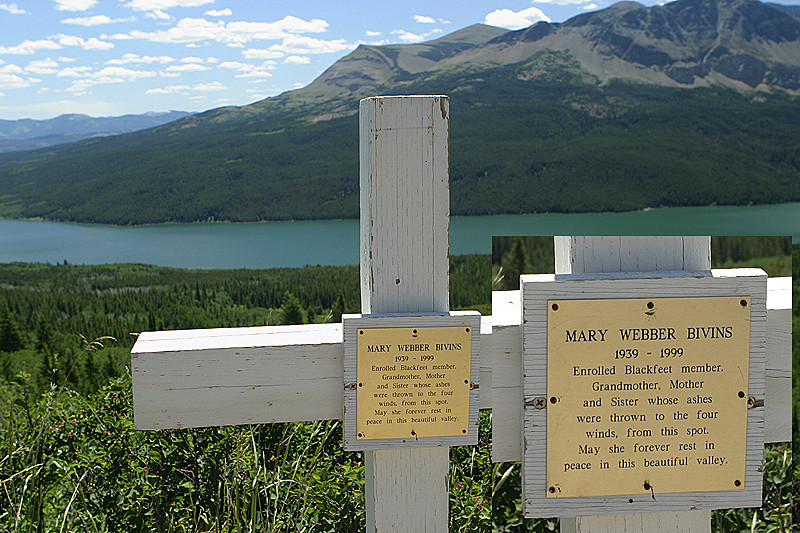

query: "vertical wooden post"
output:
360 95 451 532
555 236 712 533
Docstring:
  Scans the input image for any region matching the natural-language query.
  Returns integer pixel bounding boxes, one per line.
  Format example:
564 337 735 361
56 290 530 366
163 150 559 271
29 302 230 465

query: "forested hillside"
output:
0 255 489 395
0 74 797 224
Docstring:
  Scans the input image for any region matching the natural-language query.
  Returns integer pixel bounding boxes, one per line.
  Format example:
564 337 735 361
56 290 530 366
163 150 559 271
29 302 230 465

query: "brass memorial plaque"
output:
546 296 751 498
356 326 472 440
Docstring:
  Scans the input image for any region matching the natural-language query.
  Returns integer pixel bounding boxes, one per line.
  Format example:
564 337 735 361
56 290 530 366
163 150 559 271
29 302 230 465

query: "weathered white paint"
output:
359 95 449 316
489 289 523 463
359 95 452 533
520 269 767 519
554 236 711 274
765 277 791 442
489 277 790 461
560 510 712 532
548 237 742 533
131 323 343 429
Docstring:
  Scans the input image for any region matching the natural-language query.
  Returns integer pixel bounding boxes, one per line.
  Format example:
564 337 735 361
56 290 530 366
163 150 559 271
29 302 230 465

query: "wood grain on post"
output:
359 95 451 533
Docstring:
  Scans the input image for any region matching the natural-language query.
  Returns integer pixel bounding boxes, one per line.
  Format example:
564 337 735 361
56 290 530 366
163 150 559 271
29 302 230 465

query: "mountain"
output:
0 111 193 153
767 3 800 18
0 0 797 225
283 0 800 103
462 0 800 91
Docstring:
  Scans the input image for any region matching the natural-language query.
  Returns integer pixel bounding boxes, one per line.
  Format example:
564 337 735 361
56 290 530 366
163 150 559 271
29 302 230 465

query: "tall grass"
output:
0 370 490 532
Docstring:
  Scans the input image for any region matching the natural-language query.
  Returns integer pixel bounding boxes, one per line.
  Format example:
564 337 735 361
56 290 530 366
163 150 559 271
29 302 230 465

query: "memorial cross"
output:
130 95 482 532
488 236 792 533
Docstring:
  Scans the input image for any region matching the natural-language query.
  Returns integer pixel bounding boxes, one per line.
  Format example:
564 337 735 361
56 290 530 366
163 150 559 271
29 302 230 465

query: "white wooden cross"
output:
131 95 487 532
130 98 792 532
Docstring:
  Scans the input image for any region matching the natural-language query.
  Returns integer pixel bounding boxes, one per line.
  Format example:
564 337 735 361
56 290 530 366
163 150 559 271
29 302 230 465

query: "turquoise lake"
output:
1 203 797 269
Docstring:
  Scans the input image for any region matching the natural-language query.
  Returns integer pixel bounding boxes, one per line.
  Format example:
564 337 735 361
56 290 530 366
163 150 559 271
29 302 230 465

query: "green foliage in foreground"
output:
0 371 490 531
0 244 794 531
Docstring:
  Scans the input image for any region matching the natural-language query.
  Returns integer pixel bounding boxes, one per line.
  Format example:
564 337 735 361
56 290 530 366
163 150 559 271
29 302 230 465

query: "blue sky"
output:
0 0 796 120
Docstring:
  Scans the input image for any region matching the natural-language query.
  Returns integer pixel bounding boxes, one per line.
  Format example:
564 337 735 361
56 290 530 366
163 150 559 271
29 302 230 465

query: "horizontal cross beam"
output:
490 275 791 463
130 277 790 452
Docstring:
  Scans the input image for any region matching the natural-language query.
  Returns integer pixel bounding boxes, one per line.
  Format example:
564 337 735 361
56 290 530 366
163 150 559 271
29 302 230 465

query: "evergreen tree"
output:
330 294 345 323
35 320 54 355
0 305 26 353
500 238 530 290
39 351 61 389
280 291 305 325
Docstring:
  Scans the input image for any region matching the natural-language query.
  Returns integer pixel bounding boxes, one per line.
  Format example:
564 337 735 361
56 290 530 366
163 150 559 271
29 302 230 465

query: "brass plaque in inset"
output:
546 296 750 498
356 326 472 440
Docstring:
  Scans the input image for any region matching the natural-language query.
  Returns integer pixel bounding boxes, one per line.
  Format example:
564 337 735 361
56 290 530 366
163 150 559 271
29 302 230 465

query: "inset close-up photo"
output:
490 236 793 532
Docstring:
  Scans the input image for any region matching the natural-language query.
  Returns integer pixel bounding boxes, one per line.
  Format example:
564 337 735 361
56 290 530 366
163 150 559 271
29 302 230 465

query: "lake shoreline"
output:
1 201 796 228
2 203 797 269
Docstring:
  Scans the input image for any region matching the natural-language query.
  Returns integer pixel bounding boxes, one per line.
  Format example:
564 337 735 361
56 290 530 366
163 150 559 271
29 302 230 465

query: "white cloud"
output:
582 3 599 9
126 0 212 9
365 30 381 37
0 3 25 14
62 65 157 92
193 81 227 91
145 84 189 94
57 65 92 76
484 7 550 30
56 34 115 50
165 63 211 72
219 61 251 70
391 30 422 43
0 39 62 55
61 15 132 26
106 53 174 64
235 70 272 78
53 0 98 11
205 8 231 17
268 35 351 55
226 16 329 36
0 63 23 74
0 72 30 88
390 29 442 43
93 66 157 79
413 15 436 24
113 15 330 46
529 0 594 4
219 60 276 79
179 56 204 62
145 9 171 19
242 48 283 59
26 58 60 74
284 55 310 64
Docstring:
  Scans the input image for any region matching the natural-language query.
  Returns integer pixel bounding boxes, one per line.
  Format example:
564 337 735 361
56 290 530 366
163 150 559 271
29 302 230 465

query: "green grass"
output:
0 371 491 532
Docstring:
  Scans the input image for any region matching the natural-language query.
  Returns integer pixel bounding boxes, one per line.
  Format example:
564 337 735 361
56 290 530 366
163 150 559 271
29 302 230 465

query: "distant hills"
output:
0 0 797 224
0 111 193 153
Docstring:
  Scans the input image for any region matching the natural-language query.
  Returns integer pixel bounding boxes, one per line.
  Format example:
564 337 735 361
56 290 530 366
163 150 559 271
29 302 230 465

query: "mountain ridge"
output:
183 0 799 129
0 0 797 225
0 111 193 153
